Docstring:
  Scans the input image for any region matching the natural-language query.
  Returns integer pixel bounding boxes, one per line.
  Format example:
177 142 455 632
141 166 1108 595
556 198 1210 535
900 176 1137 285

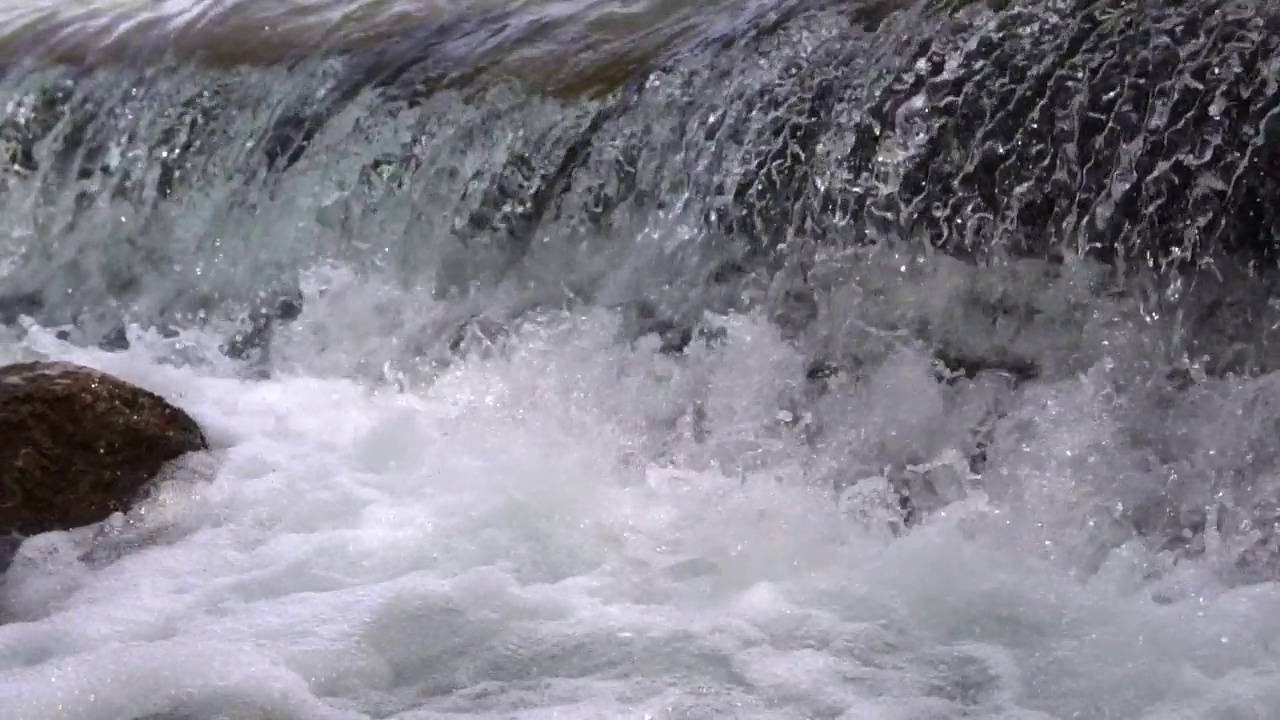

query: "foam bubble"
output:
1 294 1279 719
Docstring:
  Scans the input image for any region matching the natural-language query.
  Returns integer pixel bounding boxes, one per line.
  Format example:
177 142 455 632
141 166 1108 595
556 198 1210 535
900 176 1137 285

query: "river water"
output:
2 1 1280 718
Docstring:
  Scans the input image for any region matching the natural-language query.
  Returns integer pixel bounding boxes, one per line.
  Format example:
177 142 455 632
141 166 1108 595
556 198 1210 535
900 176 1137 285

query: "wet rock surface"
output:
0 361 208 539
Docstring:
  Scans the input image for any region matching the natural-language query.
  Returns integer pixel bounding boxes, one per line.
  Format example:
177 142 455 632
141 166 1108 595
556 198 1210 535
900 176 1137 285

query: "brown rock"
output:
0 361 208 538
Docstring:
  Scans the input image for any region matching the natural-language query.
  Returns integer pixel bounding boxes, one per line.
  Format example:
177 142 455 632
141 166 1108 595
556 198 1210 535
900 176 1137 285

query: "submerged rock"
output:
0 362 208 539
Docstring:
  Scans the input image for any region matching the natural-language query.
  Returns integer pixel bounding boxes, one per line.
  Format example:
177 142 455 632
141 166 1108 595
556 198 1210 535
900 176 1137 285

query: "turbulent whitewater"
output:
3 0 1280 718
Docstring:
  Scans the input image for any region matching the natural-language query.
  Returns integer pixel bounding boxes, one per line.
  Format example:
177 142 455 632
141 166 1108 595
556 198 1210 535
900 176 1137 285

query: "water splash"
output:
1 3 1280 716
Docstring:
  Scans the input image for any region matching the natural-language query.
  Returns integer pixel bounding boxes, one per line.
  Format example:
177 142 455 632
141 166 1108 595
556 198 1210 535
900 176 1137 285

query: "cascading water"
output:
3 0 1280 718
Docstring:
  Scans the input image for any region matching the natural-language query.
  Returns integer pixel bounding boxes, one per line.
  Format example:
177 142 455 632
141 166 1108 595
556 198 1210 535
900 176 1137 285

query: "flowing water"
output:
3 0 1280 718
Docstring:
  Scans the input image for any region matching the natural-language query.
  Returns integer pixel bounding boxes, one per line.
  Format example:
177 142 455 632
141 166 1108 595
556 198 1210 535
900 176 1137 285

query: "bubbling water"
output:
2 0 1280 717
3 255 1280 718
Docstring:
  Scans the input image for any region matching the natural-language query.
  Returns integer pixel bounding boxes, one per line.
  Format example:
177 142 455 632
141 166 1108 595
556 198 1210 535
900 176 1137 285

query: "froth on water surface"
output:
2 256 1280 718
2 0 1280 717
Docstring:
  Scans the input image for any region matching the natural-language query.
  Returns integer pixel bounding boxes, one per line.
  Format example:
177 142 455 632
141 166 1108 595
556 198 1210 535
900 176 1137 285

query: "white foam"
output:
2 299 1280 719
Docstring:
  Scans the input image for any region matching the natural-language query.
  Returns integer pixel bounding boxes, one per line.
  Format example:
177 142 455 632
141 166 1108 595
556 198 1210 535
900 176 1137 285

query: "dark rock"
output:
0 533 22 573
933 349 1040 385
0 291 43 325
615 300 731 356
0 362 208 538
220 290 306 368
447 315 511 360
98 324 133 352
805 359 843 383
